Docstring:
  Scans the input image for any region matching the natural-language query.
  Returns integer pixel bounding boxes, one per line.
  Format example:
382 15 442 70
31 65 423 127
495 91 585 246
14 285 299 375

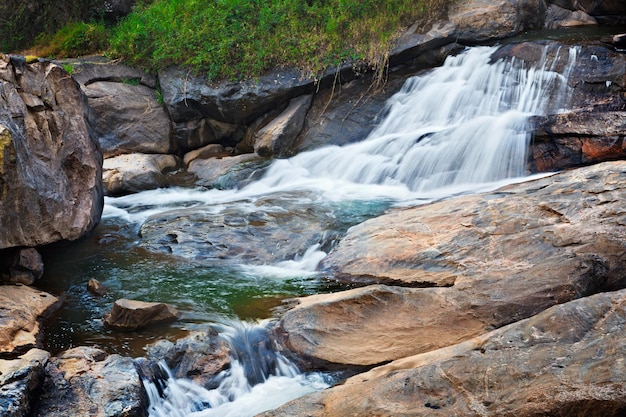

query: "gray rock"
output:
0 349 50 417
0 56 103 249
34 347 146 417
84 81 173 158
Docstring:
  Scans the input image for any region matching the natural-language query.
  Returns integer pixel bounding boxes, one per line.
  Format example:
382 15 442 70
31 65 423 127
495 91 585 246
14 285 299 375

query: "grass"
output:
21 0 456 81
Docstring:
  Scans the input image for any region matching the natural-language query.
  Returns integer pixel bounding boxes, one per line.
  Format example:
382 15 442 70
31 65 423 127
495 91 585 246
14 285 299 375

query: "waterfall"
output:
143 320 330 417
105 44 578 225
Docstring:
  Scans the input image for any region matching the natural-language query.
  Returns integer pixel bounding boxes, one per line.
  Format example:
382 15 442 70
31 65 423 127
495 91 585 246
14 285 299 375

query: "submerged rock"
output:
104 299 180 331
263 289 626 417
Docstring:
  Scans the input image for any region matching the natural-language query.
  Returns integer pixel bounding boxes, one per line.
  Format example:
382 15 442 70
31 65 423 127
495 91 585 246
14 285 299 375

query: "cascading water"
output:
143 321 330 417
102 45 580 416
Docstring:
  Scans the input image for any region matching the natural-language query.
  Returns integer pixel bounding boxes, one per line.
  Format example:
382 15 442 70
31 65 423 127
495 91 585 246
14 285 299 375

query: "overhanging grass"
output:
107 0 455 81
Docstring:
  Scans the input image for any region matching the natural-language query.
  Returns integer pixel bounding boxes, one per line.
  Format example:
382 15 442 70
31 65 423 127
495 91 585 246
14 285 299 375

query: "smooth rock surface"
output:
102 153 180 196
275 161 626 367
263 289 626 417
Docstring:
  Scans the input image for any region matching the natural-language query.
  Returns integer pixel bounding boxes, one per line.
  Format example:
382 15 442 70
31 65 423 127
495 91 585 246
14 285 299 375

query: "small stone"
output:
87 278 107 296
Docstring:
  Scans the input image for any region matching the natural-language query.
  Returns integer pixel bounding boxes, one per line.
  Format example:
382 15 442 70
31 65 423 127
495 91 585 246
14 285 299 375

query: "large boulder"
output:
33 347 146 417
143 329 231 389
0 285 59 356
84 81 173 158
274 161 626 367
0 55 103 249
262 289 626 417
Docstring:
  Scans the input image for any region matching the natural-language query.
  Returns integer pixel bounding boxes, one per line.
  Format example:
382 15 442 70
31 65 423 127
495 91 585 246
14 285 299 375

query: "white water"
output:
126 45 579 416
144 321 330 417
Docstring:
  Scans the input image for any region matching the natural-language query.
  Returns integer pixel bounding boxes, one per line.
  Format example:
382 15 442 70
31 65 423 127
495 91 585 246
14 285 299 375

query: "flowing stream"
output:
41 44 579 416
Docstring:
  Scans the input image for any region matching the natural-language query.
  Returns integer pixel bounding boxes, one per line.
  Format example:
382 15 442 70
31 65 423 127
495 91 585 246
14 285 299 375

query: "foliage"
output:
0 0 107 53
28 21 108 58
5 0 457 81
107 0 456 81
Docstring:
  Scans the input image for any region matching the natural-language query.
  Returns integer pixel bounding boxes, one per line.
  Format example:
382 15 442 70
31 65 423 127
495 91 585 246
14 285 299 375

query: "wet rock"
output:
0 285 59 356
1 247 44 285
263 289 626 417
102 153 180 196
275 161 626 367
104 298 180 331
84 80 173 158
0 55 103 249
87 278 108 297
144 329 231 389
33 346 146 417
0 349 49 417
183 143 227 166
139 192 340 265
449 0 546 42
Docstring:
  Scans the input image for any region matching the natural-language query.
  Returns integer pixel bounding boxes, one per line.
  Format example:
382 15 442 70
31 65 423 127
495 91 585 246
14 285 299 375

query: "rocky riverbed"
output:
2 0 626 416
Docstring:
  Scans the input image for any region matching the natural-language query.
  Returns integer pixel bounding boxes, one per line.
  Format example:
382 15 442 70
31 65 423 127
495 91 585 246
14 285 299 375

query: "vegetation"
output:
4 0 456 81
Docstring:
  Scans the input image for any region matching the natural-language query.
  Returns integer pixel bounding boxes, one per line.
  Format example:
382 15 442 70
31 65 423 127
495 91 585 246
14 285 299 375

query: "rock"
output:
545 4 598 28
144 329 231 389
0 285 59 356
138 192 341 265
0 349 50 417
1 247 44 285
0 55 103 249
84 80 173 158
60 57 157 89
33 346 146 417
160 67 315 126
449 0 546 42
183 143 227 166
262 289 626 417
187 153 262 188
172 117 244 154
102 153 180 196
104 298 180 331
274 161 626 367
87 278 107 296
253 94 312 157
531 108 626 171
